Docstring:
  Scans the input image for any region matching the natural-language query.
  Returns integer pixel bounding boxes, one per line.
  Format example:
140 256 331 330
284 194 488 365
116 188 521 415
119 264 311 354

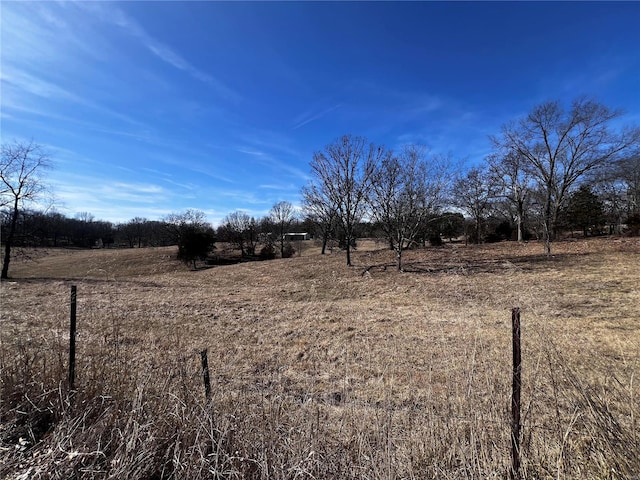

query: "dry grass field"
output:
1 238 639 479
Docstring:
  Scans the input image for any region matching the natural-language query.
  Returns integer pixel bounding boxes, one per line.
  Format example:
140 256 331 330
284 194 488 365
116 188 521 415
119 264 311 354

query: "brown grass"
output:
1 238 639 479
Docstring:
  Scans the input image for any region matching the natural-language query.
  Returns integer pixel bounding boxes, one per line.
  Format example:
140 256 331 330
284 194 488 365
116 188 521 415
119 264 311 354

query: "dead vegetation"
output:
1 238 639 479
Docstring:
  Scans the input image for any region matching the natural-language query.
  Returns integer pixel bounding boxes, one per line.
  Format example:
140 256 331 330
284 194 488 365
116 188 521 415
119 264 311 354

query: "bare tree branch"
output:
1 140 52 278
493 98 639 254
308 135 383 266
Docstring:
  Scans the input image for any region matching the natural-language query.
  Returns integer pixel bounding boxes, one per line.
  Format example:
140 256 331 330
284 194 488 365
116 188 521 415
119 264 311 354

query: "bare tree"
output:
369 145 449 270
75 212 95 223
452 167 498 244
270 201 295 258
493 97 640 254
164 209 209 241
487 150 533 242
593 151 640 234
308 135 383 266
121 217 149 248
301 183 337 255
246 216 259 256
618 152 640 216
590 156 634 235
220 210 252 257
1 140 51 279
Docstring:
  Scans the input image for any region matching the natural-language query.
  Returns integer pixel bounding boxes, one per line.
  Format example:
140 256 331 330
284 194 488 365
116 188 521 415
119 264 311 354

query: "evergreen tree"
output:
566 185 605 237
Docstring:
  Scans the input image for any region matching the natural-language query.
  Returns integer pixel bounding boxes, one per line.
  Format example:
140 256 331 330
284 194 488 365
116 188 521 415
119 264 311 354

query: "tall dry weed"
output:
1 238 639 478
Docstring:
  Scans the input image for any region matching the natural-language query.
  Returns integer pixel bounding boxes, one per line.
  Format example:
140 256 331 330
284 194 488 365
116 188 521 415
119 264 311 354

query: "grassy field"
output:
1 238 639 479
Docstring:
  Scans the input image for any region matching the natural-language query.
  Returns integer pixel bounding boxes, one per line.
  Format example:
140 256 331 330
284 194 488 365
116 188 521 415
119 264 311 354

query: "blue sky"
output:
2 1 639 226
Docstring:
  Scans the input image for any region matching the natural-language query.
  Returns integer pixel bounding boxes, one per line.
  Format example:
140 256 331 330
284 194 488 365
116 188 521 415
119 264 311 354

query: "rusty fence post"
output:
69 285 77 393
201 349 212 402
511 307 522 480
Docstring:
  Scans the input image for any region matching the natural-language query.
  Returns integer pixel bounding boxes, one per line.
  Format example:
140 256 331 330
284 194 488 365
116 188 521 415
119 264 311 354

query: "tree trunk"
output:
395 234 404 271
1 199 20 279
542 218 552 254
279 223 285 258
544 223 551 255
517 199 524 243
1 241 11 279
544 191 553 255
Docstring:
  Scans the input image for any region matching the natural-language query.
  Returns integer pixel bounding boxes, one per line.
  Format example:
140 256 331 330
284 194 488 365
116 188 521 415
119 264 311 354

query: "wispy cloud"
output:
258 183 297 191
293 104 342 130
236 129 305 161
235 147 266 157
79 2 242 103
111 182 166 199
163 158 235 185
1 69 80 102
235 146 310 182
215 189 269 207
160 178 198 191
4 64 145 131
0 105 153 150
141 168 197 191
1 86 146 134
53 177 168 203
407 94 444 116
49 179 168 221
393 104 495 160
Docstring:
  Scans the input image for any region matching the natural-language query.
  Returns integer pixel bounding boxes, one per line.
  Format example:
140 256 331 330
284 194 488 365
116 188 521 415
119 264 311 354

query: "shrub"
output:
259 243 276 260
486 221 513 243
625 213 640 236
428 235 443 246
177 227 215 269
282 243 295 258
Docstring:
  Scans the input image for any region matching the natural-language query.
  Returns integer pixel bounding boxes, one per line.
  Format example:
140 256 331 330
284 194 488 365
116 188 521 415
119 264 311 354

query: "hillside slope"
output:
2 238 639 479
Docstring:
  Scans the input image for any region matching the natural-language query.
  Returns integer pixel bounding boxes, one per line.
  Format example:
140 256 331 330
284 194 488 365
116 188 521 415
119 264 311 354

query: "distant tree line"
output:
2 97 639 276
0 202 316 269
0 210 171 249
